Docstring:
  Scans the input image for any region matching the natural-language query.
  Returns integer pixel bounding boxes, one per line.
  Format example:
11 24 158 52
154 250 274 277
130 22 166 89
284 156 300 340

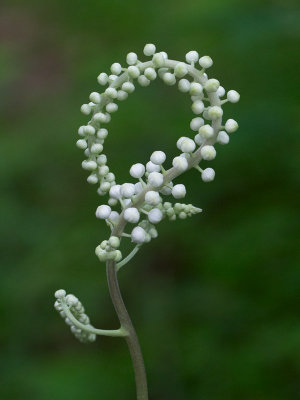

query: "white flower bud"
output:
80 104 91 115
105 87 118 99
174 62 188 78
172 156 188 171
109 74 118 82
87 174 98 184
128 65 140 78
176 136 189 150
192 100 204 115
91 143 103 154
201 167 215 182
96 205 111 219
172 184 186 199
109 236 120 248
110 63 122 75
108 198 118 206
100 181 110 192
199 124 214 139
89 92 101 104
120 183 135 198
143 43 156 56
78 126 85 136
131 226 146 244
109 211 120 222
97 154 107 165
138 75 150 86
180 138 196 153
66 294 78 306
227 90 240 103
126 52 138 65
152 53 166 68
200 145 216 160
145 190 161 206
146 161 161 173
106 103 118 113
199 56 213 69
84 125 95 135
194 133 204 146
97 72 108 85
150 151 166 165
148 208 163 224
124 207 140 223
106 172 115 182
97 128 108 139
130 163 145 178
163 73 176 86
185 50 199 64
144 67 157 80
205 79 220 93
82 160 97 171
178 79 191 93
93 112 107 123
117 90 128 101
225 119 239 133
134 182 143 194
189 82 203 96
190 117 204 131
217 130 230 145
207 106 223 120
76 139 87 149
122 81 135 93
148 172 164 187
55 289 66 299
99 165 109 176
217 86 225 97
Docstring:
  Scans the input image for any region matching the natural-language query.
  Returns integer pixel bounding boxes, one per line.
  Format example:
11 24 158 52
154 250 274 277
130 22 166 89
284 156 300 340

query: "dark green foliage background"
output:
0 0 299 399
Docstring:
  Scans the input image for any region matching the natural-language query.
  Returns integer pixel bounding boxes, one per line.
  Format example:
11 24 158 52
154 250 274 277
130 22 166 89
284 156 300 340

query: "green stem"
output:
117 245 141 271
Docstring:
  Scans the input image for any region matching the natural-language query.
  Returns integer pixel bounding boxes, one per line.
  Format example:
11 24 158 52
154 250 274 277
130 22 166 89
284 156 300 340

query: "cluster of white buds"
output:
76 44 240 268
54 290 96 343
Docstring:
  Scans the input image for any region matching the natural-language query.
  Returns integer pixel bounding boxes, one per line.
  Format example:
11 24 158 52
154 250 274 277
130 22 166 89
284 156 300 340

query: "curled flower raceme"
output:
55 44 240 400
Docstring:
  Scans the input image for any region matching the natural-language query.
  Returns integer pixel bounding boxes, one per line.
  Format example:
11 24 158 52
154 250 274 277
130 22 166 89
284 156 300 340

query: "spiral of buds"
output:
76 43 240 268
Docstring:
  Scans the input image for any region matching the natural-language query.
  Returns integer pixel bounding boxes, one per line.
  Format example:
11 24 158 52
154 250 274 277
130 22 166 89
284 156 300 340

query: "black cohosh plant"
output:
54 44 240 400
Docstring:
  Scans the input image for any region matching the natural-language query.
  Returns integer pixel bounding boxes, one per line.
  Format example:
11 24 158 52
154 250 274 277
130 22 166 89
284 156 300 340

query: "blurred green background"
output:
1 0 299 399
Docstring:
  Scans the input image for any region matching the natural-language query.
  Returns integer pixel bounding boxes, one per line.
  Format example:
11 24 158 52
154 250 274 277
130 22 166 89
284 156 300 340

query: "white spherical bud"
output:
199 56 213 69
227 90 240 103
130 163 145 178
172 156 188 171
200 145 216 160
96 205 111 219
87 174 98 184
108 198 118 206
97 128 108 139
144 67 157 80
143 43 156 56
117 90 128 101
84 125 96 135
124 207 140 223
80 104 91 115
126 52 138 65
105 87 118 99
205 79 220 93
225 119 239 133
91 143 103 154
122 81 135 93
134 182 143 194
174 62 188 78
178 79 191 93
180 138 196 153
78 126 85 136
128 65 140 78
145 190 161 206
99 165 109 176
146 161 160 173
217 130 230 145
109 236 120 248
190 117 204 131
131 226 146 244
152 53 166 68
201 168 215 182
148 208 163 224
97 72 108 85
89 92 101 104
163 72 176 86
189 82 203 96
106 103 118 113
97 154 107 165
207 106 223 120
148 172 164 187
120 183 135 198
217 86 225 97
109 74 118 82
150 151 166 165
100 181 110 192
176 136 189 150
55 289 66 299
194 133 204 146
138 75 150 86
76 139 87 149
109 211 120 222
66 294 78 306
110 63 122 75
185 50 199 64
198 124 214 139
93 112 107 123
172 184 186 199
192 100 205 115
82 160 97 171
